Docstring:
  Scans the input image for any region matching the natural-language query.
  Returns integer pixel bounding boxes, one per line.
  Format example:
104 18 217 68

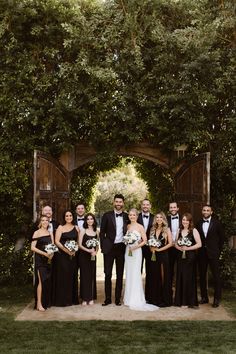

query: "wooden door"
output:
33 150 70 224
174 152 210 223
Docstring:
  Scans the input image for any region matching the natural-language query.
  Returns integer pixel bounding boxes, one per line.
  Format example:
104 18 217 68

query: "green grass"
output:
0 285 235 354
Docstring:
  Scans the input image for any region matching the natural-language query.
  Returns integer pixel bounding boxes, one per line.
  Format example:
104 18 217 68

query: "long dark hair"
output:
180 212 194 233
83 213 97 231
62 209 74 225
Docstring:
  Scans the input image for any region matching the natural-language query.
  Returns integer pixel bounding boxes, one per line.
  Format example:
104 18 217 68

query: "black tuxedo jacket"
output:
100 211 129 254
137 213 154 238
196 217 224 259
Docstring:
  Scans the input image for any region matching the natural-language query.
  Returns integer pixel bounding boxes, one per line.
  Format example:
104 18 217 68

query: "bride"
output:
124 209 159 311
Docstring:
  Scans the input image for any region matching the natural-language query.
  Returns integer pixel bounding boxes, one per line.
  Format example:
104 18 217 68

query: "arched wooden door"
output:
33 150 70 224
174 152 210 223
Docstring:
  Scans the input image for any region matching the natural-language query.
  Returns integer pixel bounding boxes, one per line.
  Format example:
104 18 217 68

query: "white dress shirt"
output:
77 217 85 231
142 213 150 233
170 214 180 242
114 211 124 243
202 216 211 238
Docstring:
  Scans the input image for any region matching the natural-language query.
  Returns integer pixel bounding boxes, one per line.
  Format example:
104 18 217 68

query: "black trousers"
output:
198 248 221 301
168 247 178 300
103 243 125 302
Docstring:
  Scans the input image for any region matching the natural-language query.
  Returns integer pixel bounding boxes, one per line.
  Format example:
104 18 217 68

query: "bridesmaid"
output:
53 210 80 306
174 213 202 308
149 211 173 307
31 215 54 311
79 213 99 305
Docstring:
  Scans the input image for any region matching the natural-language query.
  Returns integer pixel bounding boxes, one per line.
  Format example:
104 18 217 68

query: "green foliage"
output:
94 159 148 217
0 0 235 285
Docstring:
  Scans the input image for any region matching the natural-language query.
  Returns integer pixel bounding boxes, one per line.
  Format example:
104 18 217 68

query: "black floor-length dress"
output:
79 233 97 302
174 231 198 307
52 227 79 306
33 235 52 309
149 233 172 306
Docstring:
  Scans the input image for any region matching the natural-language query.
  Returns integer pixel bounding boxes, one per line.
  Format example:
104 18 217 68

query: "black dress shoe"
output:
102 300 111 306
199 298 209 304
212 300 220 308
115 300 122 306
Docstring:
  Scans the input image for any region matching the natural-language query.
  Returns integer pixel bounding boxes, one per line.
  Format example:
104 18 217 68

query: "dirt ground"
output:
16 278 234 322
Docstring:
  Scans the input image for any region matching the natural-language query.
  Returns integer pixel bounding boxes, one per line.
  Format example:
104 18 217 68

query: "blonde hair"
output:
150 211 168 242
38 215 49 229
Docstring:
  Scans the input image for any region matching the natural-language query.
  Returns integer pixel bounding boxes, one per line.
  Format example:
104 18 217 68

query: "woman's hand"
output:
46 253 54 260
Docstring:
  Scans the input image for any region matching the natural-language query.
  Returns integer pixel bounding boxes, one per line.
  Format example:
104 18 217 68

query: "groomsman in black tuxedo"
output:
74 202 86 231
196 205 224 308
167 201 181 301
137 199 154 302
100 194 129 306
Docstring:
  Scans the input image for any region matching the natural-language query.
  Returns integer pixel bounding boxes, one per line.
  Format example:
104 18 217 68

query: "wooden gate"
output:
174 152 210 223
33 150 70 224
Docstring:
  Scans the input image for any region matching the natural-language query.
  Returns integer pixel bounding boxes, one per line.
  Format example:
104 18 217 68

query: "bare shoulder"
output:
32 230 41 239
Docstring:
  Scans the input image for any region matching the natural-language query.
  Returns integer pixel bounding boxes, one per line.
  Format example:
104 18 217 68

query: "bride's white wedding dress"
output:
124 233 159 311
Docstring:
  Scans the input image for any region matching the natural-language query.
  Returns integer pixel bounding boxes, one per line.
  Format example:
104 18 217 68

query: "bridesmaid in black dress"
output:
53 210 80 306
174 213 202 308
31 215 54 311
149 212 173 307
79 213 99 306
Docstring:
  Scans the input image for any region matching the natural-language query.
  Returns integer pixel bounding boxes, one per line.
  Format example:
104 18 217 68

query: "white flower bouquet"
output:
45 243 58 263
147 236 162 261
177 236 192 259
86 238 99 260
123 230 141 256
64 240 79 259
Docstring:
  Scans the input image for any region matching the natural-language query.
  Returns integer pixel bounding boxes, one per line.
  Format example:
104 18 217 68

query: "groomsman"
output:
74 202 86 231
196 205 224 308
167 201 181 301
100 194 129 306
137 199 154 302
42 205 59 238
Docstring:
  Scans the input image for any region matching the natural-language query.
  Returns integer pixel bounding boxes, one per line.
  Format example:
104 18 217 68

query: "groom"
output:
100 194 129 306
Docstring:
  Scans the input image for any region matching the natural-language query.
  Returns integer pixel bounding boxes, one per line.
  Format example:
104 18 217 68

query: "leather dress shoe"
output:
115 300 122 306
102 300 111 306
212 300 220 308
199 298 209 304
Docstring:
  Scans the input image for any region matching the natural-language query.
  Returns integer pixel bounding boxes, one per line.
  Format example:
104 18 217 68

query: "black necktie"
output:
171 216 178 220
143 215 149 219
203 220 209 223
116 213 123 217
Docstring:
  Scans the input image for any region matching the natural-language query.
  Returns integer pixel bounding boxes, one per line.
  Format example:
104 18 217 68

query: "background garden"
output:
0 0 235 352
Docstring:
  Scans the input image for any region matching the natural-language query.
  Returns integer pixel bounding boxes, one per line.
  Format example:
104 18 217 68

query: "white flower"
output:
123 230 141 245
86 238 99 249
147 237 162 248
64 240 79 252
45 243 59 255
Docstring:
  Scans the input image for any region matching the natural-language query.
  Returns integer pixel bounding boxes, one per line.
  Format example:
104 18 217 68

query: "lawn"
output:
0 285 235 354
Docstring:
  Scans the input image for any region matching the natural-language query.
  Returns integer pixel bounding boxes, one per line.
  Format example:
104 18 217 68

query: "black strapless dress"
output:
79 233 97 302
174 231 198 307
52 227 79 306
149 233 172 306
33 235 52 309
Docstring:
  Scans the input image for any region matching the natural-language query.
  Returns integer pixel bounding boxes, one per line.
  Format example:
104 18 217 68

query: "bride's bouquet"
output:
86 238 99 261
64 240 79 259
45 243 58 264
147 236 162 261
177 236 192 259
123 230 141 256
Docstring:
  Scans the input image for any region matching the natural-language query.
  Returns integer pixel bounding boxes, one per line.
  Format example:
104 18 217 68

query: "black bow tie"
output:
78 218 84 221
116 213 123 217
203 220 209 223
143 215 149 219
171 216 178 220
49 221 52 223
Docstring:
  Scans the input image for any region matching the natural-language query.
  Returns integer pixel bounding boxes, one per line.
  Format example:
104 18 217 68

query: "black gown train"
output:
33 235 52 309
52 227 79 306
79 233 97 302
